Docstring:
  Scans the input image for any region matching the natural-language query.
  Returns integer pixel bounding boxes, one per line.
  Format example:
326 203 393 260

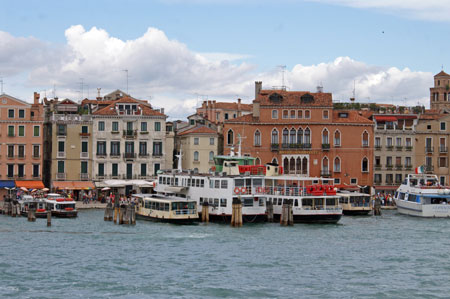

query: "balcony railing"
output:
57 152 65 158
303 143 312 149
405 165 412 170
80 152 89 158
405 146 413 151
79 132 91 137
396 146 403 151
386 146 394 151
123 152 136 159
110 152 121 158
152 152 163 157
320 170 331 177
386 164 393 170
425 165 434 172
322 143 330 150
56 131 66 136
439 146 448 153
80 173 89 180
375 145 381 150
96 152 107 157
425 146 434 153
139 152 149 157
395 179 402 184
271 143 279 151
374 165 382 170
123 130 137 138
56 173 66 180
395 164 403 170
374 180 382 185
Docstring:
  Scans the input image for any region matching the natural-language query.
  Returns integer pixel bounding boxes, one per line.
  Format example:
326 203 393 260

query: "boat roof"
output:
337 191 370 197
143 194 193 202
214 155 255 160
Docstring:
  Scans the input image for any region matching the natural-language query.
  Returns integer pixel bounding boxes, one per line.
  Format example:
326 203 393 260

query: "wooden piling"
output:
131 204 136 225
47 211 52 227
28 208 36 222
119 206 124 225
266 200 274 222
231 198 242 227
123 205 130 225
104 203 113 221
374 197 382 216
281 199 294 226
11 204 16 217
201 201 209 223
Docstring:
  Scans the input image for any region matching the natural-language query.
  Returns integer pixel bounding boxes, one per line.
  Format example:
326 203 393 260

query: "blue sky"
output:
1 0 449 117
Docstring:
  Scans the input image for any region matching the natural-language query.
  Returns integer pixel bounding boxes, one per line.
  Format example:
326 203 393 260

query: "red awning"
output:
374 116 397 122
53 181 95 190
15 180 45 189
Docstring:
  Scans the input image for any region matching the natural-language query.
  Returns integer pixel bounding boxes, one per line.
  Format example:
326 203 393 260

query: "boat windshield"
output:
422 197 449 205
56 204 75 209
349 196 370 207
171 201 196 215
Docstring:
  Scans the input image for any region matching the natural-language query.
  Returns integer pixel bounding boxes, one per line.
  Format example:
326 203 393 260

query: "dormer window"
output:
338 112 348 118
300 94 314 103
269 93 283 102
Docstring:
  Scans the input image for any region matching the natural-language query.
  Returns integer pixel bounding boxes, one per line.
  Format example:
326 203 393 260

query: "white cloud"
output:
310 0 450 22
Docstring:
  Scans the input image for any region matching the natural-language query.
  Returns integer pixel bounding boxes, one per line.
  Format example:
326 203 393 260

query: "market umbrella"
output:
20 187 28 192
101 187 111 191
41 188 49 192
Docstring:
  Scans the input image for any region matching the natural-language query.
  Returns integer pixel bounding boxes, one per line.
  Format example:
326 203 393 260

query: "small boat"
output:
134 194 198 224
394 174 450 217
19 195 48 218
337 191 372 216
45 193 78 218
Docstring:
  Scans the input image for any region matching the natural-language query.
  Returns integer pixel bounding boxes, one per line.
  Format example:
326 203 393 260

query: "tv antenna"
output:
123 69 129 94
278 65 286 90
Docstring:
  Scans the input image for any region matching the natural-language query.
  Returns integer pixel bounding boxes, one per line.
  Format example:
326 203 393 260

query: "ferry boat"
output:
45 193 78 218
133 194 198 224
19 195 48 218
394 174 450 217
337 191 372 216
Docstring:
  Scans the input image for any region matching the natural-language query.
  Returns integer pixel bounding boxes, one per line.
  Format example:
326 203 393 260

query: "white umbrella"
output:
41 188 49 192
20 187 28 192
101 187 111 191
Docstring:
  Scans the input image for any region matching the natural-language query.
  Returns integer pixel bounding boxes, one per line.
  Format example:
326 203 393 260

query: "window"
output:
153 142 162 156
396 137 402 146
227 130 234 145
141 122 147 132
190 119 195 125
387 137 393 147
304 110 310 119
375 137 381 147
282 110 288 119
304 128 311 145
97 141 106 155
112 122 119 132
18 126 24 137
297 128 303 144
141 163 147 176
155 122 161 131
216 112 220 121
395 174 402 184
57 161 65 173
110 142 120 155
298 110 303 119
375 156 381 166
224 113 229 120
98 163 105 176
18 164 24 177
405 138 412 147
272 110 278 119
8 109 14 118
362 131 369 147
8 145 14 157
58 141 65 152
8 126 14 137
125 141 134 154
57 124 66 136
323 110 329 119
209 151 214 161
441 122 446 131
427 125 432 130
33 164 39 177
334 157 341 172
440 138 446 152
282 129 289 145
82 141 88 153
112 163 118 176
290 110 296 119
405 157 412 167
33 126 40 137
334 178 341 185
33 145 39 157
81 161 88 174
396 156 402 166
350 178 357 185
18 109 25 118
18 145 25 158
210 138 214 145
194 151 199 161
334 130 341 146
82 126 88 134
194 137 199 145
386 156 393 167
98 121 105 131
289 128 296 144
374 173 382 183
322 129 329 145
322 157 329 173
254 130 261 146
441 176 446 186
7 164 14 178
271 129 278 144
439 157 447 168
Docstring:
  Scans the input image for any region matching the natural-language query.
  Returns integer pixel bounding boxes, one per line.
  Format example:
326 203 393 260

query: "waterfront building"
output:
177 125 219 173
371 114 418 194
89 96 168 194
0 92 45 198
223 82 374 186
415 112 450 185
430 70 450 111
43 98 95 193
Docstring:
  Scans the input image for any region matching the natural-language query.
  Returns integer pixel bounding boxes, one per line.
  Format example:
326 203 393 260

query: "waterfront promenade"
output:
75 202 107 210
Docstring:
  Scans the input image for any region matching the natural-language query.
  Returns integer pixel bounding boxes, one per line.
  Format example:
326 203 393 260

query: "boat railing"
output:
173 209 196 215
234 186 307 197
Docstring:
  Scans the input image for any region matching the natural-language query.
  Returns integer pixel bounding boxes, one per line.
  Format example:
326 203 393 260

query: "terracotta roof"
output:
178 125 217 136
435 70 450 77
255 90 332 107
212 102 252 111
93 97 164 117
225 114 257 123
332 110 373 124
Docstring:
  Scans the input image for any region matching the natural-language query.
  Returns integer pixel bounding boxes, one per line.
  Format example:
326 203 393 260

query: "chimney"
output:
33 92 40 105
255 81 262 99
161 108 165 115
237 98 241 110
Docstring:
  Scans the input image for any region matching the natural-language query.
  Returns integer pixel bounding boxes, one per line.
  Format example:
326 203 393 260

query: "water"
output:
1 211 450 298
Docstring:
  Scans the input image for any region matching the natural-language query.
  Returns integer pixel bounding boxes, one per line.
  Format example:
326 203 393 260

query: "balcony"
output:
396 146 403 151
140 131 149 135
395 179 402 184
56 173 66 180
123 130 137 138
425 146 434 153
385 180 394 185
374 180 382 185
386 164 393 170
57 152 65 158
303 143 312 150
139 152 149 157
405 165 412 170
375 165 382 170
439 146 448 153
95 174 106 180
79 132 91 137
56 131 66 137
375 145 381 151
320 170 331 177
80 152 89 158
281 143 290 149
322 143 330 151
111 130 120 134
152 152 163 157
96 152 107 157
386 146 394 151
425 165 434 173
405 146 413 151
271 143 279 151
395 164 403 170
80 173 90 181
123 152 136 159
110 152 121 158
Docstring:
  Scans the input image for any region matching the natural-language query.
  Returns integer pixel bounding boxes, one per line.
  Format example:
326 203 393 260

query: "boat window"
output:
200 179 204 187
196 179 200 187
302 198 312 207
394 191 398 198
408 194 416 202
326 198 336 206
209 180 214 188
244 198 253 207
199 197 203 204
399 193 405 200
259 198 264 206
175 178 179 185
214 198 219 207
235 179 244 187
410 179 417 186
144 201 149 209
253 178 263 187
314 198 324 209
215 180 220 189
294 199 298 206
221 180 228 189
164 203 169 211
187 178 191 186
220 198 227 207
188 202 195 210
159 176 163 184
209 198 213 204
155 202 160 210
339 197 346 204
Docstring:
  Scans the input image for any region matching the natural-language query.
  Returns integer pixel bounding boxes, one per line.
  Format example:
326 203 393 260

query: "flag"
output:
415 165 424 174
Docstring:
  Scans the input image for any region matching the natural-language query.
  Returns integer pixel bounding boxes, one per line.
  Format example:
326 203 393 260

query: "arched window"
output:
362 157 369 172
334 130 341 147
227 129 234 145
271 129 279 144
334 157 341 172
290 157 295 174
322 157 329 175
302 157 308 174
209 151 214 161
304 128 311 147
272 158 278 165
283 157 289 172
255 157 261 165
362 131 369 147
282 129 289 145
296 157 301 174
194 151 199 161
297 128 303 145
290 128 296 144
322 128 329 145
254 130 261 146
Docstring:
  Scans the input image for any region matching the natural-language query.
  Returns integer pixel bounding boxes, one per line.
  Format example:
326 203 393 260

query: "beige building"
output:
178 125 218 173
430 70 450 111
415 112 450 185
372 114 417 194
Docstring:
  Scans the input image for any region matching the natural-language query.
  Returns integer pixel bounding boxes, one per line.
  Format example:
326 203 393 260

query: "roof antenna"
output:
277 65 286 91
350 80 356 102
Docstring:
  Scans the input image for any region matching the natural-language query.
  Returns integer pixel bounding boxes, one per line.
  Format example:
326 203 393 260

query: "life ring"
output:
256 187 263 193
241 187 247 194
37 208 46 212
234 187 241 194
306 185 315 194
65 207 74 211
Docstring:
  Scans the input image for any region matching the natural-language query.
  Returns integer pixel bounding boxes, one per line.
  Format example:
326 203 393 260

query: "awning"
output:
95 179 156 188
374 186 399 190
0 180 16 188
15 180 45 189
53 181 95 190
374 116 397 122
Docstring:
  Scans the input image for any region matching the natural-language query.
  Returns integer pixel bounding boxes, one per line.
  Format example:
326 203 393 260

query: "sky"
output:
1 0 450 119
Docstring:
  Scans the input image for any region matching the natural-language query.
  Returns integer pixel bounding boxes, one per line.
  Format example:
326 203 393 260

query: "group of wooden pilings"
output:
2 199 52 226
267 200 293 226
104 202 136 225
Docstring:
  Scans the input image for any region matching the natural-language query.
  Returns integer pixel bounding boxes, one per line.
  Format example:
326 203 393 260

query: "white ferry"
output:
19 195 48 218
133 194 198 224
337 191 372 216
394 174 450 217
45 193 78 218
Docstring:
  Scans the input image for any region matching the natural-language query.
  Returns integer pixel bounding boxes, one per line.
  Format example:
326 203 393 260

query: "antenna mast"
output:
278 65 287 90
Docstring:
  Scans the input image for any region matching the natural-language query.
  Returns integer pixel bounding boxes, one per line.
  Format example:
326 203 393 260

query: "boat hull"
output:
343 209 372 216
136 213 198 224
395 199 450 217
274 213 342 224
51 211 78 218
199 212 267 223
20 211 48 218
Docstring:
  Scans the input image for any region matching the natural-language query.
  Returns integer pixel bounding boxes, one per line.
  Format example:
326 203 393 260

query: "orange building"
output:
196 99 252 124
223 83 374 186
0 92 45 198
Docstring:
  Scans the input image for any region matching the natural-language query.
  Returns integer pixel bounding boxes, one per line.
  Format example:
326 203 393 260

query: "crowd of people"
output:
374 192 395 206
